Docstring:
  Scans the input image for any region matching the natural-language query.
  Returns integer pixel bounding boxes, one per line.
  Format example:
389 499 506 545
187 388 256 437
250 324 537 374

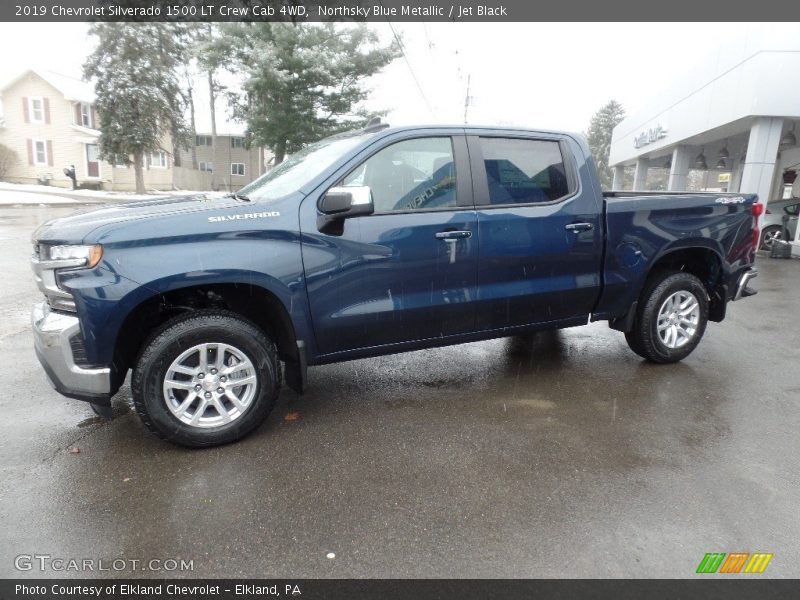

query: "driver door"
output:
301 134 478 357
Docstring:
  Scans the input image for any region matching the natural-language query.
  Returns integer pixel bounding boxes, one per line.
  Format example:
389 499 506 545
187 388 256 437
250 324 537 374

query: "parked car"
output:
760 198 799 250
31 124 761 447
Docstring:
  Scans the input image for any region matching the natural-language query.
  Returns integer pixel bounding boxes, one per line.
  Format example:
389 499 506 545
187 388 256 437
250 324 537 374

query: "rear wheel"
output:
625 271 709 363
132 310 280 447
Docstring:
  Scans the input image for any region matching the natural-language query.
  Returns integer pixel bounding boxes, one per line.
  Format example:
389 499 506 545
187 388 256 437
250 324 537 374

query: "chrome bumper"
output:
733 268 758 301
31 302 111 401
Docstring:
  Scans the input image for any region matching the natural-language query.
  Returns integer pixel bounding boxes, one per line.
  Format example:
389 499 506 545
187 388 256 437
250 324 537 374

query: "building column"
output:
728 155 743 193
667 146 692 191
612 165 625 191
632 158 649 191
740 117 783 207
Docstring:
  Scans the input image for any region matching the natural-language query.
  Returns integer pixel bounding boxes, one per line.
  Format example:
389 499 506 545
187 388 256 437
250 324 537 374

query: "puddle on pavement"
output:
76 401 131 428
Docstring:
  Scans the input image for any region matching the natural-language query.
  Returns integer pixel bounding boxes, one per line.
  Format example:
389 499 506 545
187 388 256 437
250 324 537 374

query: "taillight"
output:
752 202 763 251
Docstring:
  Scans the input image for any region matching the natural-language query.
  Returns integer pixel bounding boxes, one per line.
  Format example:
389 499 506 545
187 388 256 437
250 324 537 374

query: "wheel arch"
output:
643 245 726 321
611 243 726 332
115 281 300 375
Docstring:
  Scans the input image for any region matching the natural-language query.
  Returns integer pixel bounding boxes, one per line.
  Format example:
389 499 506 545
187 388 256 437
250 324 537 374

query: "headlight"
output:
44 244 103 268
32 244 104 313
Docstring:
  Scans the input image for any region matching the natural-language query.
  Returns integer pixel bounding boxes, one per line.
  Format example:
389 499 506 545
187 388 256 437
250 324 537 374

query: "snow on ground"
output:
0 182 214 205
0 190 98 205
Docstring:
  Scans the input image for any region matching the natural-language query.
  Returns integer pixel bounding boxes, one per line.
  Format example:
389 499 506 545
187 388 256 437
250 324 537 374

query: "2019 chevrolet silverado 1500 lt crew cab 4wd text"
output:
31 124 760 447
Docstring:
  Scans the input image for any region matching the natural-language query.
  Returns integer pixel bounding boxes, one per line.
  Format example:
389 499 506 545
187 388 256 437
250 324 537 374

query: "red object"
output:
784 170 797 184
752 202 764 251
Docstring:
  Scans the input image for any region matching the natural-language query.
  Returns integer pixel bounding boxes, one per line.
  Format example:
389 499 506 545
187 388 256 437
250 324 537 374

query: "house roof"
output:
0 69 95 104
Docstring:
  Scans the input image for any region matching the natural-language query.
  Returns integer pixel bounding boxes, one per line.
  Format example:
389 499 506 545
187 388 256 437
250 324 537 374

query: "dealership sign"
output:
633 124 668 148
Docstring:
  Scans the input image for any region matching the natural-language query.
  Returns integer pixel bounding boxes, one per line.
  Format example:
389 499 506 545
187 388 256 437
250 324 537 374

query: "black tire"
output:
625 271 709 364
623 329 648 359
132 310 281 447
760 225 783 250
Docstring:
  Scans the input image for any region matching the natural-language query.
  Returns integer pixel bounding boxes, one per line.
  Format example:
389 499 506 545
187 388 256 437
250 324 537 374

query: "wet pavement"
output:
1 205 798 578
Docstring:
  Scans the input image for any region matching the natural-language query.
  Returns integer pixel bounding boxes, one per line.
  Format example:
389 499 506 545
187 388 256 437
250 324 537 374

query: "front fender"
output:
60 234 314 369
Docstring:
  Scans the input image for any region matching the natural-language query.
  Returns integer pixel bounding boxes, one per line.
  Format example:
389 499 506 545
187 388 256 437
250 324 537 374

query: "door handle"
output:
565 222 594 232
435 230 472 240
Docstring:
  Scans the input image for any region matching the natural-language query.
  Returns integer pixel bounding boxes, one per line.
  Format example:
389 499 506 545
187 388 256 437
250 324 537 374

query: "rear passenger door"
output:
467 133 603 330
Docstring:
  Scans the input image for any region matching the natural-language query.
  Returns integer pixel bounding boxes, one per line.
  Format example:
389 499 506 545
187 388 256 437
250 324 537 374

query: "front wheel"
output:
132 310 281 447
625 271 709 363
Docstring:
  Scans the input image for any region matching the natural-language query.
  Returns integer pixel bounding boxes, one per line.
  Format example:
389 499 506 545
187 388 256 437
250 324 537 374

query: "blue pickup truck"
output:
31 124 760 446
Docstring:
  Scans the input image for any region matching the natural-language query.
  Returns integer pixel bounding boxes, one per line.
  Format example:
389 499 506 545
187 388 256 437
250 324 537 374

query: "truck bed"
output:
593 191 759 323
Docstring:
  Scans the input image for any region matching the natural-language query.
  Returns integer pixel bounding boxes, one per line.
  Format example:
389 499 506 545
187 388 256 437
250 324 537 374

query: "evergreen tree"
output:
84 23 189 193
221 23 399 164
585 100 626 190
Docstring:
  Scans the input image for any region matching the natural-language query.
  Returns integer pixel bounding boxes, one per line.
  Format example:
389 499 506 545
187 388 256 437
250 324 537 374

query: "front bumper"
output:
31 301 112 404
733 267 758 301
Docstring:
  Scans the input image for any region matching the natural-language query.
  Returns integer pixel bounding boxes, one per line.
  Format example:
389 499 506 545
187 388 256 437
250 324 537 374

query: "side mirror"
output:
320 186 374 216
317 186 374 235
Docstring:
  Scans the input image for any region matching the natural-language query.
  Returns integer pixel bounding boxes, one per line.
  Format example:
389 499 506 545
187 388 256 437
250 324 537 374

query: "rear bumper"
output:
31 301 112 404
733 267 758 301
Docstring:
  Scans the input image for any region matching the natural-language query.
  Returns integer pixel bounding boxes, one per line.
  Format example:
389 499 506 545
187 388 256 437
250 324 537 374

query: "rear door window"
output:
478 137 571 205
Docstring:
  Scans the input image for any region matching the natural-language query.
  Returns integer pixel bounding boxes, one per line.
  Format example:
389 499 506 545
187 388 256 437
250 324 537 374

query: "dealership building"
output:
609 30 800 249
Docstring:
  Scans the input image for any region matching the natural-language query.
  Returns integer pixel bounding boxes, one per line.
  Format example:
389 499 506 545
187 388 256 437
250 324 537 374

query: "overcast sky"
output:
0 22 783 134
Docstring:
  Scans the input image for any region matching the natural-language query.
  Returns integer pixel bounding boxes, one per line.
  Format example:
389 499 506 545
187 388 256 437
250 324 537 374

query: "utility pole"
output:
463 74 471 124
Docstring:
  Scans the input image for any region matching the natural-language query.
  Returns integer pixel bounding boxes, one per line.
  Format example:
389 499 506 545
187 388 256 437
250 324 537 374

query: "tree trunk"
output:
274 139 286 165
133 152 145 194
208 69 218 191
187 80 198 170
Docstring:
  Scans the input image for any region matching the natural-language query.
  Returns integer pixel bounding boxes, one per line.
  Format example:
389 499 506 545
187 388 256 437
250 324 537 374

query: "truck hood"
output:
32 193 242 244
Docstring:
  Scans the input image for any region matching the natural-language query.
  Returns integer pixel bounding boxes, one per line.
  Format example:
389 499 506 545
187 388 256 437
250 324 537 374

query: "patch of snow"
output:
0 182 208 204
0 190 91 205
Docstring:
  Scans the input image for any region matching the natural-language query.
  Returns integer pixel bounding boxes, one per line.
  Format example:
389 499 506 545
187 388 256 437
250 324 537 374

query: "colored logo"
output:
696 552 773 574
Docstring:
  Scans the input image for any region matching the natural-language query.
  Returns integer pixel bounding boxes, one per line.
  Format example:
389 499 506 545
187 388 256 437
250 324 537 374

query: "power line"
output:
386 22 436 120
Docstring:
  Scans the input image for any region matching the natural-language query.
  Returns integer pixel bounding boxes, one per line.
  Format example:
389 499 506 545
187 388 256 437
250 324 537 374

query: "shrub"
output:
0 143 18 181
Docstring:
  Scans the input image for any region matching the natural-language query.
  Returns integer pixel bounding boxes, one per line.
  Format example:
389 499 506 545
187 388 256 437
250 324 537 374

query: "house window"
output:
149 151 168 168
29 97 45 123
231 163 245 176
80 103 92 128
33 139 48 165
195 135 212 147
112 154 128 168
231 137 245 149
199 162 213 172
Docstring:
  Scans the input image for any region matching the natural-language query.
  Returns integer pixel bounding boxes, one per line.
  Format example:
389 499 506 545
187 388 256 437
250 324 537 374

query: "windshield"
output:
239 133 374 201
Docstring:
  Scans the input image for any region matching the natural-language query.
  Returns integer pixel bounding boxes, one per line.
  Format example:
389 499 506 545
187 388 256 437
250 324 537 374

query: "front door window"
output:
342 137 457 213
